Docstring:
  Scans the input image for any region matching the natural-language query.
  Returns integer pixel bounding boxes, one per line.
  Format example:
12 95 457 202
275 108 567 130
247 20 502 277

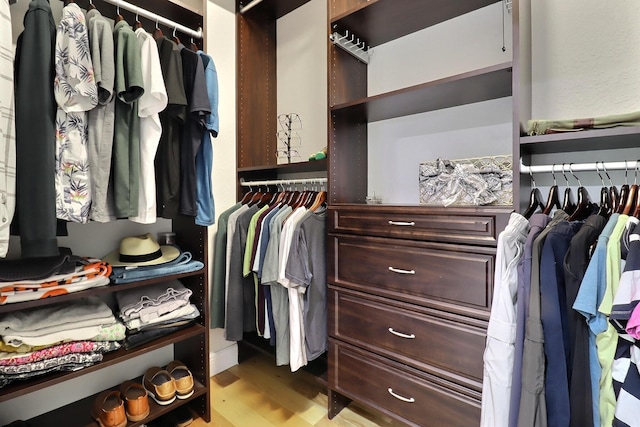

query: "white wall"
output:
528 0 640 193
276 0 328 163
367 3 513 205
205 0 238 375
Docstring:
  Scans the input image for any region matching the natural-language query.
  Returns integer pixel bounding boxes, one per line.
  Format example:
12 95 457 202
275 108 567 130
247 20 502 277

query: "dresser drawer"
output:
329 205 511 246
328 234 495 316
329 339 481 427
329 287 485 389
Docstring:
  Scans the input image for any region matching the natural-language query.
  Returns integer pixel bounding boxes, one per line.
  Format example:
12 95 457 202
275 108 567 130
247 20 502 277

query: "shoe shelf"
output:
237 158 327 174
330 62 513 123
0 269 205 315
0 323 206 403
27 377 207 427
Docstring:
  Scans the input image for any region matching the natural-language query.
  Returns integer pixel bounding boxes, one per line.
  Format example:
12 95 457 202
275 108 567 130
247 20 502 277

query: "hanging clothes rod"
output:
100 0 203 39
240 177 327 187
520 159 640 174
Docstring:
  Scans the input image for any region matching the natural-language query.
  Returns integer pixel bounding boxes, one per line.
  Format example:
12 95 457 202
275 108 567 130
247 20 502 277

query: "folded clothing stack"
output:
0 255 111 305
110 251 203 285
116 280 200 350
0 296 124 388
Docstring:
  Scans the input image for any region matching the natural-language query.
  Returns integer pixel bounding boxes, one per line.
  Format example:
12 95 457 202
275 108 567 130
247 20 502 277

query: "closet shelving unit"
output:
236 0 326 197
235 0 329 383
2 1 211 426
327 0 513 426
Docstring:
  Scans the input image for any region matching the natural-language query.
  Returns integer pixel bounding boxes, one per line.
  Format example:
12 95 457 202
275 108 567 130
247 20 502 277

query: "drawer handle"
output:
388 328 416 339
388 266 415 275
388 220 415 226
388 388 415 403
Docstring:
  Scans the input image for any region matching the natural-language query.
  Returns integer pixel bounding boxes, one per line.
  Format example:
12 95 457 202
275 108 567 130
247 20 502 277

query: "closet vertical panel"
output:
329 112 367 204
236 10 277 170
328 0 367 20
173 217 210 422
513 0 531 211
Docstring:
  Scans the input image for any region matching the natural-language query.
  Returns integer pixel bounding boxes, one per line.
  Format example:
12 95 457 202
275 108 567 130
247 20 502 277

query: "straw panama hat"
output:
103 233 180 267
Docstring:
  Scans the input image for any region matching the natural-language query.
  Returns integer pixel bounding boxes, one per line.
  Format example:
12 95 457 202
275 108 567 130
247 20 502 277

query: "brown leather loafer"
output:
119 380 150 421
166 360 194 399
91 390 127 427
143 366 176 405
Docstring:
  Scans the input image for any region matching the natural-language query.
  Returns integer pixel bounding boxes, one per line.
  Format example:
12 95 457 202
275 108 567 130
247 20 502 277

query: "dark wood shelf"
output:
520 126 640 154
0 268 204 314
330 62 512 123
0 324 206 403
331 0 498 47
237 0 312 19
28 376 208 427
238 159 327 175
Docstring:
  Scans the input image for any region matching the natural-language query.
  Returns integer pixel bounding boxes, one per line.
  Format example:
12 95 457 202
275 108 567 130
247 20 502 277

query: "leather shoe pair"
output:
143 361 194 405
91 382 150 427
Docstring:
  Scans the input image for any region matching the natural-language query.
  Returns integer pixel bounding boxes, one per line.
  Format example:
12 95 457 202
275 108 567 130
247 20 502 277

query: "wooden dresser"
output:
327 204 511 426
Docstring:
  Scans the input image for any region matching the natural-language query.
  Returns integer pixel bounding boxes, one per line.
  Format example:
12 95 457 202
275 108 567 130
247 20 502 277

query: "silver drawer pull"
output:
388 266 415 275
388 220 415 226
388 388 415 403
388 328 416 339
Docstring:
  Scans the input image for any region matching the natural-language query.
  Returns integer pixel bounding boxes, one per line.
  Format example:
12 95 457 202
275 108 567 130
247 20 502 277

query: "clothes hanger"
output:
596 161 612 218
561 163 576 215
88 0 96 9
116 1 125 22
190 37 199 52
568 163 593 221
623 161 639 215
543 163 560 215
134 8 143 30
522 168 544 219
602 161 619 214
617 160 630 214
632 160 640 218
153 18 164 40
172 27 181 45
240 184 255 205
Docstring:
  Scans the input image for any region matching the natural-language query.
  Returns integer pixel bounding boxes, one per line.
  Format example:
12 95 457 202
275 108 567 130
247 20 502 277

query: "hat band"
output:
119 249 163 263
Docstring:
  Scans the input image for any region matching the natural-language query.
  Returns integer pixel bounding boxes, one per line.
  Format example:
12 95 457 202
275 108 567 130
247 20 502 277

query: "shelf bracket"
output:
330 31 370 64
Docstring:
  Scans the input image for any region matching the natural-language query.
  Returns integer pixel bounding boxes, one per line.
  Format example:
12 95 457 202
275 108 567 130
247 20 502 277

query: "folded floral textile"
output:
0 352 103 388
91 320 126 342
110 251 203 284
527 110 640 135
116 280 192 321
124 304 200 331
0 296 114 337
0 341 119 365
0 259 111 304
0 352 104 375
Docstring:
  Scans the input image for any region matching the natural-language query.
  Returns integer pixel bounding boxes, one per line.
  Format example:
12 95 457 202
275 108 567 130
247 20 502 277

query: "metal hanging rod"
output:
520 159 640 174
330 30 370 64
101 0 203 39
239 0 264 14
240 177 327 187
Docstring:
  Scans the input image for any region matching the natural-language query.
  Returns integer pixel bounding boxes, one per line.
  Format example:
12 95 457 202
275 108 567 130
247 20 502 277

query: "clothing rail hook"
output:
529 167 537 189
135 7 139 22
625 160 629 185
602 161 614 187
569 163 581 187
561 163 570 186
117 0 121 16
595 161 606 187
551 163 557 186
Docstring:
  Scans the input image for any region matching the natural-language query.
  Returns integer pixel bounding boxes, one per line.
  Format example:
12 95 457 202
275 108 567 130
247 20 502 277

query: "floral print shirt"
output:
54 3 98 223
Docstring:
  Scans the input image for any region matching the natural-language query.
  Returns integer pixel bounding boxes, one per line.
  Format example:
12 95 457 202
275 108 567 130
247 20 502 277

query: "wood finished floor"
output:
190 352 398 427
